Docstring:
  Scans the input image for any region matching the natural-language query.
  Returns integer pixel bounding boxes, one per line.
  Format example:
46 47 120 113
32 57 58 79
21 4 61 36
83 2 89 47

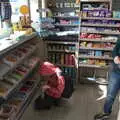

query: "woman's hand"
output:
114 56 120 64
42 85 50 92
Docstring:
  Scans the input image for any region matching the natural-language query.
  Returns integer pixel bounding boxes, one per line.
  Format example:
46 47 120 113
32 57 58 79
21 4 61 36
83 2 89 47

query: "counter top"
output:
0 32 37 56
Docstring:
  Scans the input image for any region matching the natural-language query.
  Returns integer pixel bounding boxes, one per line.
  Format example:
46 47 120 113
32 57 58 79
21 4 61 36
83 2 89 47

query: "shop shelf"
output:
79 55 113 60
81 17 120 21
53 16 79 19
54 24 79 27
0 44 38 79
1 59 39 99
79 47 113 51
79 38 117 43
81 23 120 28
46 41 77 45
15 79 40 120
79 64 109 69
48 49 75 53
81 30 120 35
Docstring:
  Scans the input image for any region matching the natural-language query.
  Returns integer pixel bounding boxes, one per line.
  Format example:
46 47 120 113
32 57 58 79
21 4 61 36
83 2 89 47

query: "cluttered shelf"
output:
81 23 120 28
79 38 117 43
79 64 109 69
81 17 120 21
0 39 38 79
0 59 39 99
81 30 120 35
53 16 79 19
79 55 113 60
79 47 113 51
15 79 40 120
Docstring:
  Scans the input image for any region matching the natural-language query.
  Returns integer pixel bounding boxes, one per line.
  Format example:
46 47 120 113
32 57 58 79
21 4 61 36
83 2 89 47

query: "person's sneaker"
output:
94 113 110 120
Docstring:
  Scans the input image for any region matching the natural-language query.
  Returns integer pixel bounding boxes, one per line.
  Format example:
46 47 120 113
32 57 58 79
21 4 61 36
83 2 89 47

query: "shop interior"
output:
0 0 120 120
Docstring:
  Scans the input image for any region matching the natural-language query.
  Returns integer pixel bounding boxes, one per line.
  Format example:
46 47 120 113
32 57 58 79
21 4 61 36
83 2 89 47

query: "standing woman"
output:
94 39 120 120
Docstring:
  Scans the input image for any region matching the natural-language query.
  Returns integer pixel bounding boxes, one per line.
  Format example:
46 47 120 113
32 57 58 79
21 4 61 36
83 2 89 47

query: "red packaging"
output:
65 54 69 65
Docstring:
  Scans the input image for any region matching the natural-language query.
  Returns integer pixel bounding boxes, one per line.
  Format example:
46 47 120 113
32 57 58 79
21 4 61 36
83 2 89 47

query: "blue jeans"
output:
104 71 120 114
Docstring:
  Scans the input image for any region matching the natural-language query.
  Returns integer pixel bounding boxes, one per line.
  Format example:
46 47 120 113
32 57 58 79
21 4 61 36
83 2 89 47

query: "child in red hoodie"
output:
35 62 65 110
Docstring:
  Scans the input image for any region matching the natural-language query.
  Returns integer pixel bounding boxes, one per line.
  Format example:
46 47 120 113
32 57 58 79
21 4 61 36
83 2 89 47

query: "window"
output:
0 0 29 39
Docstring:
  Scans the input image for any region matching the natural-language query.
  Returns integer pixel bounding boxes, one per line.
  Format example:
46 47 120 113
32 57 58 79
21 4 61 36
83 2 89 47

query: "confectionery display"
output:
0 26 39 119
82 10 120 18
0 1 41 120
44 0 120 85
48 53 75 66
55 19 80 25
79 8 120 68
0 56 39 99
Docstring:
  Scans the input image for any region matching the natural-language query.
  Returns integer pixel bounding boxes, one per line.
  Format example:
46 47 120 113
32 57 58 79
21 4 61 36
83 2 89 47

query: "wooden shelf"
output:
81 30 120 35
79 64 109 69
79 47 113 51
48 49 75 53
46 41 77 45
81 17 120 21
79 38 117 43
81 23 120 28
79 55 113 60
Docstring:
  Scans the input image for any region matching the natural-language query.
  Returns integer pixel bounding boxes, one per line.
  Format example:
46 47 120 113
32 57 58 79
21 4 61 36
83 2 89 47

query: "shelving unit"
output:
48 49 75 53
81 23 120 28
0 42 38 79
44 0 120 84
44 0 80 82
0 33 40 120
81 30 120 35
45 41 76 45
79 64 109 69
81 17 120 21
46 39 77 82
53 16 79 19
79 55 113 60
54 24 79 27
79 47 113 51
15 79 39 120
78 0 119 84
79 38 117 43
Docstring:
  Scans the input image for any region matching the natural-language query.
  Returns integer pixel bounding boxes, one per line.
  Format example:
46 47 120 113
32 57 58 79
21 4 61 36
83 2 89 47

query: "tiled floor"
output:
21 84 119 120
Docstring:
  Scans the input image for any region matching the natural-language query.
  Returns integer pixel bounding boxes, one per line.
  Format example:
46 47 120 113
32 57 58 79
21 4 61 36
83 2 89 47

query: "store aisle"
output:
21 85 119 120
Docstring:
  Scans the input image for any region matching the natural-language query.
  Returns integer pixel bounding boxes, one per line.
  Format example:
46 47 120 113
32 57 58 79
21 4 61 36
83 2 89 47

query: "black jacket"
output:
112 39 120 72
